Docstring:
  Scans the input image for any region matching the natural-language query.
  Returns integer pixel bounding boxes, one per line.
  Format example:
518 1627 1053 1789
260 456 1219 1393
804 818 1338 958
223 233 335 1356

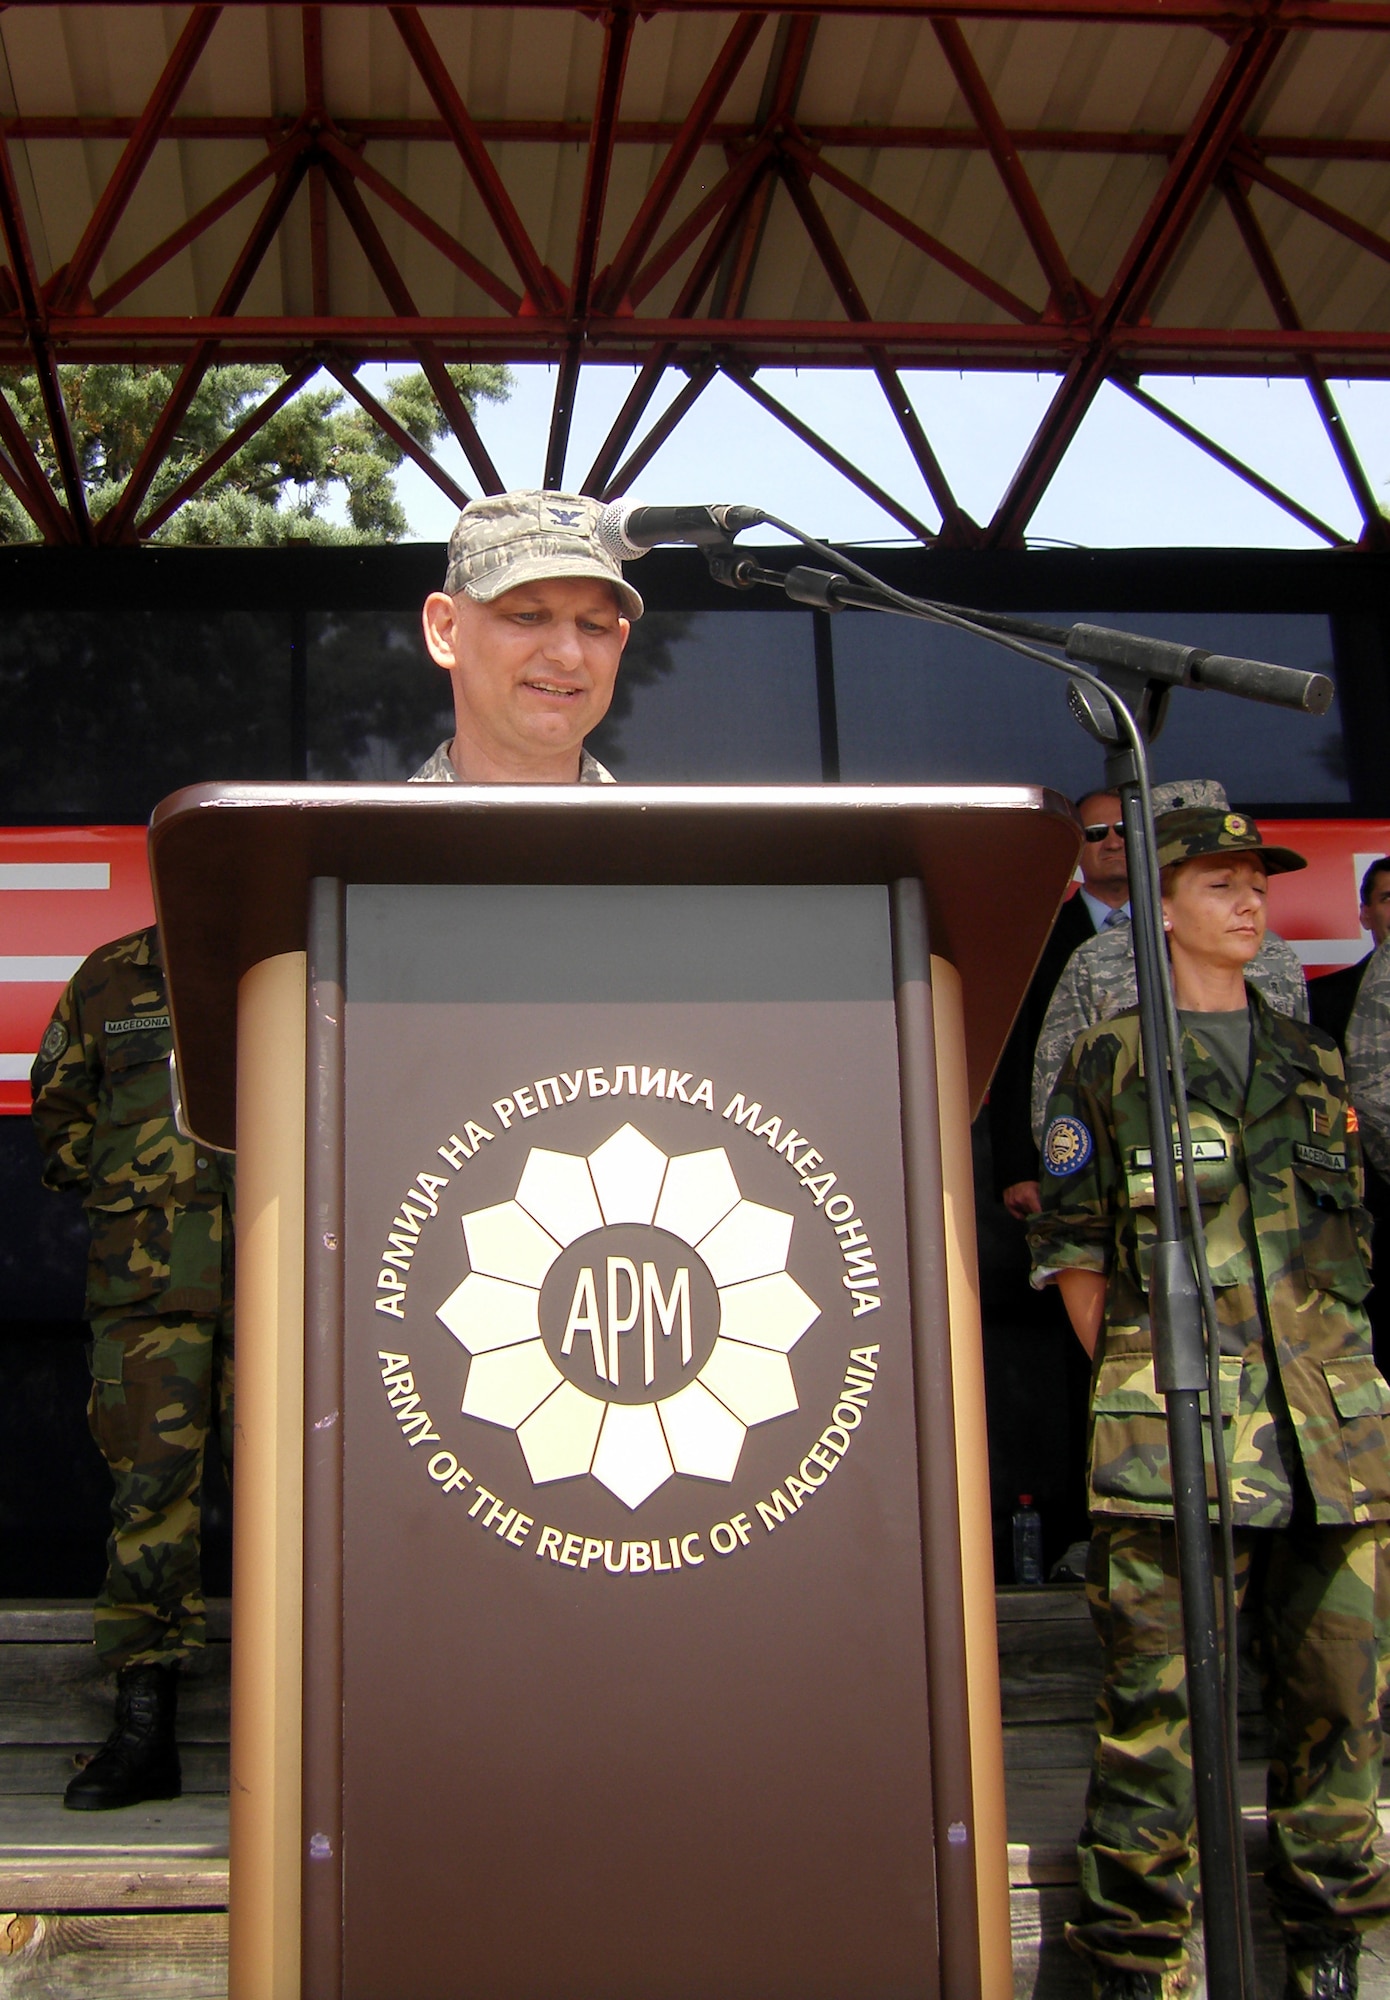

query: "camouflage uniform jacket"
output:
30 928 234 1318
1027 991 1390 1527
409 741 615 783
1346 937 1390 1179
1030 924 1309 1146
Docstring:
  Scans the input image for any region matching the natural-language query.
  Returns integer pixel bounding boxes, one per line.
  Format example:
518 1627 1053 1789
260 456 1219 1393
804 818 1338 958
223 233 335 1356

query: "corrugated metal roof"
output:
0 3 1383 335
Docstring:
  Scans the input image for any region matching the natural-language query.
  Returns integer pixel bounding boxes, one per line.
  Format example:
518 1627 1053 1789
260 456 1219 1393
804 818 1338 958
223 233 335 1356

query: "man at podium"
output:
406 491 643 786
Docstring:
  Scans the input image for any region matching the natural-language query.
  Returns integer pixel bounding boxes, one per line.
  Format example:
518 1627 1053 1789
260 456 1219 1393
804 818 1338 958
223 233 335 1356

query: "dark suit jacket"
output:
1308 953 1373 1054
987 893 1099 1197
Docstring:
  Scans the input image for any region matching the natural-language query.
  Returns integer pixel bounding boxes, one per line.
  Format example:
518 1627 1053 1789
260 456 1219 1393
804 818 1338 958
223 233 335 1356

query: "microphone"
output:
596 501 765 561
1064 623 1333 716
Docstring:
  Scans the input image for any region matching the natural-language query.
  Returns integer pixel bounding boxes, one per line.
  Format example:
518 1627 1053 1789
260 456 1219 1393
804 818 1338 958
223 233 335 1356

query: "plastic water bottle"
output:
1012 1495 1044 1587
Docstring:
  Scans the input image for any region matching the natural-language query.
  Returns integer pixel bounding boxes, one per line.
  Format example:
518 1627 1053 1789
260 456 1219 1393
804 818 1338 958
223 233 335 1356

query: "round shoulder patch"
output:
39 1019 68 1064
1043 1114 1094 1176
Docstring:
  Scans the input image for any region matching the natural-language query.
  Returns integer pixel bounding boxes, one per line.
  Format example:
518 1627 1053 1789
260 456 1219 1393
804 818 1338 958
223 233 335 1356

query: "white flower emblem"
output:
436 1123 820 1509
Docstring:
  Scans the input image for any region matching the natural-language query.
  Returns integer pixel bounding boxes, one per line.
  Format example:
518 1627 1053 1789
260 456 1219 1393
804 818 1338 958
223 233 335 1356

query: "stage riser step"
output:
0 1606 229 1761
0 1911 227 1996
1 1895 1383 1999
0 1746 227 1796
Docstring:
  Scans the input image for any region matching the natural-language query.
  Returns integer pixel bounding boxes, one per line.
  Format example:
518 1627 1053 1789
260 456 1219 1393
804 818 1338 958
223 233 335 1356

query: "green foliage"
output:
0 361 510 544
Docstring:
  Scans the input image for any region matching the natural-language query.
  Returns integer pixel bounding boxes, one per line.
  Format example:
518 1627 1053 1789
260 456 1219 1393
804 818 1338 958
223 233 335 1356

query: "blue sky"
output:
361 361 1390 549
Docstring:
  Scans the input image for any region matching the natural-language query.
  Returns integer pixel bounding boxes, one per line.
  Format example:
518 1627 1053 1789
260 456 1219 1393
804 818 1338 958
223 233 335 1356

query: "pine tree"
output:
0 361 510 543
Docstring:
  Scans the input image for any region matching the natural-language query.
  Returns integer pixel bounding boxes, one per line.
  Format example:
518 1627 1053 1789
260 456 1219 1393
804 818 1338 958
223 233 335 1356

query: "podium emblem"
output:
437 1122 820 1508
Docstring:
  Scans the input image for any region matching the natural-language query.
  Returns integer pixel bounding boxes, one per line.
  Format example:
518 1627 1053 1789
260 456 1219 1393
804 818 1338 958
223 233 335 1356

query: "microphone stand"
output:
696 520 1335 2000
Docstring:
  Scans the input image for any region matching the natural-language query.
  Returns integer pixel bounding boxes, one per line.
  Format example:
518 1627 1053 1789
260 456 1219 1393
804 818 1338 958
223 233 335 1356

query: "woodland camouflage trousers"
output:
1071 1516 1390 1975
87 1307 234 1668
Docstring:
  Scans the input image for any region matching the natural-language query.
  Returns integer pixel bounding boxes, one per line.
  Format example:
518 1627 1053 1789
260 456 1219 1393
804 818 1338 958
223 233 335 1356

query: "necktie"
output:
1104 908 1129 930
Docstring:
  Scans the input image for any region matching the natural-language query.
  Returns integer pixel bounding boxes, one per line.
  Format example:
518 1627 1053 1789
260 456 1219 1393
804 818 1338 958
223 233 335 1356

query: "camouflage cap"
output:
443 490 643 620
1155 805 1306 875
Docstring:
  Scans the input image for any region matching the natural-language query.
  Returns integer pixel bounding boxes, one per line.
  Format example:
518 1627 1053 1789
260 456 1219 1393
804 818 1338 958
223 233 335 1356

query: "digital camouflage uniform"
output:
1346 938 1390 1180
1030 924 1308 1148
31 928 234 1669
408 741 615 784
1028 989 1390 1979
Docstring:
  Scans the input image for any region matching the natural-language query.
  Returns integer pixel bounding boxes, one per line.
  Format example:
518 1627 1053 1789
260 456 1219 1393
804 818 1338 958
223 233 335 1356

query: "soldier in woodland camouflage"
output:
1029 806 1390 2000
31 926 233 1812
1346 940 1390 1180
1029 782 1309 1147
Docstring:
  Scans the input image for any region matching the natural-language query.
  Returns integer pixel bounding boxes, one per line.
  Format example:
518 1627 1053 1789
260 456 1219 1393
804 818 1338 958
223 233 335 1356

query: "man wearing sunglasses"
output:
988 789 1131 1225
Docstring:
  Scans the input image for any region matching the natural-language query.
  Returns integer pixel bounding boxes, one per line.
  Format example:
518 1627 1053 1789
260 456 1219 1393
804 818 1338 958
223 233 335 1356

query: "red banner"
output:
0 826 153 1116
1 816 1387 1118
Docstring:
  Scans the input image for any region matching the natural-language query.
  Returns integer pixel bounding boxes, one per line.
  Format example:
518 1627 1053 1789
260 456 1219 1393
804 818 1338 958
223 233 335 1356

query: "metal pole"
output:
1107 745 1248 2000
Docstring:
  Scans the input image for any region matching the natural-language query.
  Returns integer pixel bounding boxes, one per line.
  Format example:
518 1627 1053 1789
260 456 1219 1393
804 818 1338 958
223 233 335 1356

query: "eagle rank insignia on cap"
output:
1044 1115 1094 1175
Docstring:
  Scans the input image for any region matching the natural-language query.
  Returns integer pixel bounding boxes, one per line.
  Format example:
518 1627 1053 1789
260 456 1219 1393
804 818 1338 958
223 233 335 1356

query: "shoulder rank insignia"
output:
1044 1115 1094 1175
1308 1101 1330 1138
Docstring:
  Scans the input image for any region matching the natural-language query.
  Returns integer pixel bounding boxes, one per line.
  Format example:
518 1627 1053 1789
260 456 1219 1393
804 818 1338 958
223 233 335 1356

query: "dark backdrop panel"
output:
833 609 1344 805
0 608 292 824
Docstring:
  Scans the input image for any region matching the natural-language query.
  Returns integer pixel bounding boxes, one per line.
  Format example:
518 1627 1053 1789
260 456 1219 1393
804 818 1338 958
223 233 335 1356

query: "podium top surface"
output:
149 781 1081 1150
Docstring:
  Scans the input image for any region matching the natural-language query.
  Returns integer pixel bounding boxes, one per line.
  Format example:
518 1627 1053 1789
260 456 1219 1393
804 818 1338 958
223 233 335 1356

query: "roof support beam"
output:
52 6 222 312
320 358 471 510
317 131 521 312
786 133 1042 323
571 6 637 319
0 379 73 542
780 154 974 541
931 17 1082 318
324 155 504 493
1112 375 1347 544
596 12 767 313
92 134 302 316
582 349 675 497
629 137 774 309
724 361 935 540
136 357 320 536
1232 148 1390 271
1221 169 1387 546
603 362 716 497
99 150 309 543
390 5 562 313
709 15 817 319
983 20 1287 546
10 114 1390 162
544 341 583 489
304 6 331 316
0 132 88 538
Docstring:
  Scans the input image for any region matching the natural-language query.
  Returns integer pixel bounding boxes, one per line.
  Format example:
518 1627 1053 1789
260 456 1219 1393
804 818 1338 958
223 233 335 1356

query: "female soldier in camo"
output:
1028 805 1390 2000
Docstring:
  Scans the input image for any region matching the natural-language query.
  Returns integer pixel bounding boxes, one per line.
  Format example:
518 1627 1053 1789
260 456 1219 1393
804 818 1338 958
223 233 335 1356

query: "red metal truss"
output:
0 0 1383 549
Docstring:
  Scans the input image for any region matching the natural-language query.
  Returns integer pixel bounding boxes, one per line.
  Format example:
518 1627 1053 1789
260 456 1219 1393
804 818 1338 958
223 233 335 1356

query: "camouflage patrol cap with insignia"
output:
1150 778 1230 814
1154 804 1306 875
442 490 644 620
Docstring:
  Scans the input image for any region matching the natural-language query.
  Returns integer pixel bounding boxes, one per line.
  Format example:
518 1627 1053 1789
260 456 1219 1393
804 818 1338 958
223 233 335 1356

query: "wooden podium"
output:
149 783 1080 2000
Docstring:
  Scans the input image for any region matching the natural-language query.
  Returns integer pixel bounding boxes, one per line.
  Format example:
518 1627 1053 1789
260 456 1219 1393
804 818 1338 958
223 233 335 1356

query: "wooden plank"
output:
0 1746 227 1796
0 1862 227 1913
0 1605 231 1645
0 1649 228 1746
0 1910 226 1995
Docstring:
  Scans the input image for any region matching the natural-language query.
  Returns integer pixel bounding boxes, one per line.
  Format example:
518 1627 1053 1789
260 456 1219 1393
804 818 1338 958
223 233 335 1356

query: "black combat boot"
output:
1285 1932 1360 2000
1091 1970 1167 2000
64 1661 182 1811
